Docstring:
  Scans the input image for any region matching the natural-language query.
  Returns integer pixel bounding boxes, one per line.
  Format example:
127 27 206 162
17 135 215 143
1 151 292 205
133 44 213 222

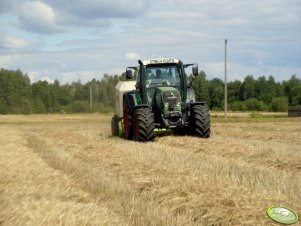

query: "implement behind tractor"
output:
111 58 210 141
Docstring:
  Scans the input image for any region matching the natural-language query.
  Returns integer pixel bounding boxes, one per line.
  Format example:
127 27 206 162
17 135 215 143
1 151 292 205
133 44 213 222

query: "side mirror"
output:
126 69 133 79
192 64 198 76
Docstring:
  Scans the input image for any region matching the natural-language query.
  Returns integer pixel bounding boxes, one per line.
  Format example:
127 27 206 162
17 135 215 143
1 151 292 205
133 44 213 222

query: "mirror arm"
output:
183 64 194 68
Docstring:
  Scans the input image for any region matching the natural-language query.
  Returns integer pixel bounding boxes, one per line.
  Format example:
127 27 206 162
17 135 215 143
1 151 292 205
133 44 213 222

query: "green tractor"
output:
111 58 210 141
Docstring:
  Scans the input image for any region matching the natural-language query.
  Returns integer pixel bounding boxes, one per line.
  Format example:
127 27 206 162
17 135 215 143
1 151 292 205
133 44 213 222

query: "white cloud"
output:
46 0 147 18
0 34 28 49
16 1 64 33
40 76 54 83
125 52 140 60
27 71 39 82
0 54 21 69
61 71 101 84
203 63 225 78
0 0 148 33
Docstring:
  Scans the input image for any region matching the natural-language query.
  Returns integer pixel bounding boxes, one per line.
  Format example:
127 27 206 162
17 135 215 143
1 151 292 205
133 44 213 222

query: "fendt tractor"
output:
111 58 211 141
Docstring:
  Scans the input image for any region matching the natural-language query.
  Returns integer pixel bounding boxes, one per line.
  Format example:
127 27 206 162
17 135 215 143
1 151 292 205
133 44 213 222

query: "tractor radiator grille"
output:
163 91 180 111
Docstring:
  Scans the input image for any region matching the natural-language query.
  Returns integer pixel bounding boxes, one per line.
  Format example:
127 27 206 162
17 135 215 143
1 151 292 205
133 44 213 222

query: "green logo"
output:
267 206 298 224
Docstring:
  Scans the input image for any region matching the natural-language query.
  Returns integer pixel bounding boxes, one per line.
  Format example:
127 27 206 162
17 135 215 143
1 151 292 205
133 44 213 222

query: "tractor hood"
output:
155 87 181 113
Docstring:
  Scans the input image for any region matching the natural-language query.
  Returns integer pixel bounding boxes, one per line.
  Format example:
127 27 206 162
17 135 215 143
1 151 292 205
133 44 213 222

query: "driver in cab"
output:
156 69 161 79
146 69 170 87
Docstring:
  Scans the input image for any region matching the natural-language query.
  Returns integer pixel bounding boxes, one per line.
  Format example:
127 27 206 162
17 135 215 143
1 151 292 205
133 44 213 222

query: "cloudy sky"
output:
0 0 300 83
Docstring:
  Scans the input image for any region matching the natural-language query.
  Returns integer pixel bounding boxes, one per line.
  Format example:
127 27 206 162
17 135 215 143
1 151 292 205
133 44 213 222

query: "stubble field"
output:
0 113 300 225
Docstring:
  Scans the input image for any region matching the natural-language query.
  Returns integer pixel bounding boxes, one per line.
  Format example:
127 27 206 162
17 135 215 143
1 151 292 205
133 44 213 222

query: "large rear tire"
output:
111 114 119 136
133 108 155 142
123 99 133 140
191 105 211 138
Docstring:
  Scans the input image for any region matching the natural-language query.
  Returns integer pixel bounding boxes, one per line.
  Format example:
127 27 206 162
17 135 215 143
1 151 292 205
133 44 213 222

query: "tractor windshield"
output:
144 64 182 105
145 64 181 88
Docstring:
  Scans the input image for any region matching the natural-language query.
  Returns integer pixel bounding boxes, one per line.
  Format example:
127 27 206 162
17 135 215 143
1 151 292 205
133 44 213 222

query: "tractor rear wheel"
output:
111 114 119 136
133 108 155 142
123 99 133 140
191 105 211 138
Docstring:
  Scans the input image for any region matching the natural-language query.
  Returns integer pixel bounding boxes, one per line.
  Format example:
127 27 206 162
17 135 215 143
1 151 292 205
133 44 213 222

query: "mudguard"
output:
123 91 149 114
190 102 206 107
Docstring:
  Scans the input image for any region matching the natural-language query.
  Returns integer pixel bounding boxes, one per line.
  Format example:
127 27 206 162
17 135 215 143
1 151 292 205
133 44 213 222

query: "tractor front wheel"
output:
133 108 155 142
191 105 211 138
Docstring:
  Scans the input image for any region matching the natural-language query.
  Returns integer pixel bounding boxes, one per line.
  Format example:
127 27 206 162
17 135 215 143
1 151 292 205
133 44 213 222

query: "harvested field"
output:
0 113 300 225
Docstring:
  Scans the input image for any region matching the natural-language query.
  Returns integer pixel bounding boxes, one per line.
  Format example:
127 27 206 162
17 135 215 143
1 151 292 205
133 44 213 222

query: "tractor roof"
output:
142 58 180 65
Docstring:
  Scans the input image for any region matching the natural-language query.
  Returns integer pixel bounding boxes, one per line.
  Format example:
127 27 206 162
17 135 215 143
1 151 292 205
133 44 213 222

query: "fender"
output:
123 91 150 114
190 102 206 107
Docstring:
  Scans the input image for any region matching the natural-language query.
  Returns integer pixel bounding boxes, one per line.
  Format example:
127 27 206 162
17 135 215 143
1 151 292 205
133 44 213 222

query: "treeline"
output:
0 68 119 114
0 68 300 114
190 71 301 112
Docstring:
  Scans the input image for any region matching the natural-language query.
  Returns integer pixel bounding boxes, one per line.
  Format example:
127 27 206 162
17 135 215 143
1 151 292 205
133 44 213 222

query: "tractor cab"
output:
144 64 182 110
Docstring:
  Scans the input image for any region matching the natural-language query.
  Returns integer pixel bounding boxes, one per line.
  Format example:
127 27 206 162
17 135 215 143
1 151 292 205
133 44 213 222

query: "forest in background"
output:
0 68 300 114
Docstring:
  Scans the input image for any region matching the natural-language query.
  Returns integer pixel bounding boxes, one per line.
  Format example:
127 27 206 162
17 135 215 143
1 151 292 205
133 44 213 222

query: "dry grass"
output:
0 123 124 226
0 113 300 225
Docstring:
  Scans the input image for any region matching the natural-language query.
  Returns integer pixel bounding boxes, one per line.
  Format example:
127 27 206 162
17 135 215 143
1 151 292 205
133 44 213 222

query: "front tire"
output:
133 108 155 142
191 105 211 138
